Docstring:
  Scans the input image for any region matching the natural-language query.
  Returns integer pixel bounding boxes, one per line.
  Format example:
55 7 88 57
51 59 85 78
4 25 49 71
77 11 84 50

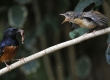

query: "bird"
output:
60 10 108 32
0 27 24 69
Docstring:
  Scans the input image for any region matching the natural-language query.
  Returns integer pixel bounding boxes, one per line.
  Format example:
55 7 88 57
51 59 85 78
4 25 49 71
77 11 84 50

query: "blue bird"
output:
0 28 24 68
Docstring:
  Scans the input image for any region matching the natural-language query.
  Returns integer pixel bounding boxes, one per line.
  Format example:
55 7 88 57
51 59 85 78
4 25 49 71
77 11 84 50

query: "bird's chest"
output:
5 38 19 46
74 19 97 29
0 38 19 62
0 46 19 62
82 19 97 28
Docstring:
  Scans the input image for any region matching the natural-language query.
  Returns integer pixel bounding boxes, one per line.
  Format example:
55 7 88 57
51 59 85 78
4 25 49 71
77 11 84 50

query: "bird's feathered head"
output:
4 28 22 37
60 11 77 24
4 27 24 44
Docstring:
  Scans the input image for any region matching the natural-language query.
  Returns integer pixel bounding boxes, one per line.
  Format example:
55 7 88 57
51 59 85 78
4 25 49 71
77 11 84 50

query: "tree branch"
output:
0 27 110 76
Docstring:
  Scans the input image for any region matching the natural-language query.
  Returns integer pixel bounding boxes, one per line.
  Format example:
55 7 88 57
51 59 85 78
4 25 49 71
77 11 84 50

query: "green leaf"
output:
76 56 92 79
107 33 110 44
93 0 104 6
105 47 110 65
69 28 89 39
74 0 104 12
8 5 28 28
14 0 31 4
74 0 94 12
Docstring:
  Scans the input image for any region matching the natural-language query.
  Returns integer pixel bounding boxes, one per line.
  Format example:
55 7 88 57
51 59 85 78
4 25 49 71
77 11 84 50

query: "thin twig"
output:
0 27 110 76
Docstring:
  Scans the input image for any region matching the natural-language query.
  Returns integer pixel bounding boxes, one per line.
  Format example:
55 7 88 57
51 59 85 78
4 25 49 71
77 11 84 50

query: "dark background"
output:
0 0 110 80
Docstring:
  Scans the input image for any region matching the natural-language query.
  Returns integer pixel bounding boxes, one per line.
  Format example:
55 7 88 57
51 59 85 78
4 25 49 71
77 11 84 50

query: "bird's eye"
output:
66 13 69 16
11 30 14 33
67 12 72 16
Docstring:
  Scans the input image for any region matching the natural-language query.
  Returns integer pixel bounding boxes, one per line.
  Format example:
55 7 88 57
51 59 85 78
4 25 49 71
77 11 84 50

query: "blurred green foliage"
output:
107 33 110 44
74 0 94 12
0 0 109 80
76 56 92 79
8 5 28 28
74 0 104 12
14 0 31 4
106 47 110 64
69 28 89 39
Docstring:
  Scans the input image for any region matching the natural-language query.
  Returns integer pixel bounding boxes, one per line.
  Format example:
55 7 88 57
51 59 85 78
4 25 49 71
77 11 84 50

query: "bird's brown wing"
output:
83 11 108 26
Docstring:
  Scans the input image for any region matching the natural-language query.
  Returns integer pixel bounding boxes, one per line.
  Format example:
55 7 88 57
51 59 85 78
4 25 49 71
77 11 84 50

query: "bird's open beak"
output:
60 14 70 24
18 29 25 44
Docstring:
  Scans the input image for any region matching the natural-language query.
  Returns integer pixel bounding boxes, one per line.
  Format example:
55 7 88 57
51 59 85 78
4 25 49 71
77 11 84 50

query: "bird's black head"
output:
4 28 22 38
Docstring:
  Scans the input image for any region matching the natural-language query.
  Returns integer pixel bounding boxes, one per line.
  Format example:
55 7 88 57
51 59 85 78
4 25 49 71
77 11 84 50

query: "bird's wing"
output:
0 41 19 61
0 46 5 57
0 41 9 57
83 11 108 26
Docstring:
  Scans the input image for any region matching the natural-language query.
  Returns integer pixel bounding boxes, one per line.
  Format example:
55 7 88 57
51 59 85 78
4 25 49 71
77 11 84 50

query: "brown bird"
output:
60 10 108 32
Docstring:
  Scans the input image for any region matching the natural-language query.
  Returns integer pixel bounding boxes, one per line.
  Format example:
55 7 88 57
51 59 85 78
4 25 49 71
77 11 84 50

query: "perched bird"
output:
0 27 24 68
60 10 108 32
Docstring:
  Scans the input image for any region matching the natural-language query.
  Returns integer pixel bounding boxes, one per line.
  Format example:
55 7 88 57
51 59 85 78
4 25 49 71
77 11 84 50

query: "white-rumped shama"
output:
0 27 24 67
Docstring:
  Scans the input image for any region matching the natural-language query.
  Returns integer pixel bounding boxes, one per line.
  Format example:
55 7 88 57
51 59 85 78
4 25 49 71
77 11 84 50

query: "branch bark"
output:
0 27 110 76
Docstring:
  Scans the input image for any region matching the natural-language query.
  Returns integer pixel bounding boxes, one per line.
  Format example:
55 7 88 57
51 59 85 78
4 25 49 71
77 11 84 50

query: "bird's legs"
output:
14 57 25 63
4 61 10 71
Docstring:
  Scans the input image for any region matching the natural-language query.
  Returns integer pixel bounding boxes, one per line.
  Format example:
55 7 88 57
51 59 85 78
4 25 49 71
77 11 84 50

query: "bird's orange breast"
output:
0 46 19 62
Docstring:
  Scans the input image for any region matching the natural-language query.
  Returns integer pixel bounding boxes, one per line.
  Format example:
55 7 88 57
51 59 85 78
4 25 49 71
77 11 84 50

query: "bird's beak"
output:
17 29 25 44
60 14 70 24
59 14 65 16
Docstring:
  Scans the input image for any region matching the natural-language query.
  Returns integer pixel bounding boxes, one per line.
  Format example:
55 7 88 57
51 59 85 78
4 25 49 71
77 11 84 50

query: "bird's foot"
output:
92 30 96 34
16 57 25 63
82 32 88 37
4 62 11 71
